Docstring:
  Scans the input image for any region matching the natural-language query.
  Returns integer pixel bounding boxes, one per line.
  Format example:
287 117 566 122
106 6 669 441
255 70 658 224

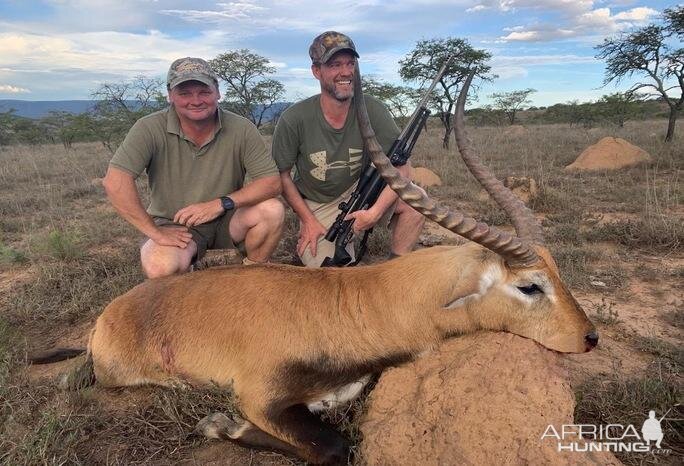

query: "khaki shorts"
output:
300 183 396 267
151 211 246 261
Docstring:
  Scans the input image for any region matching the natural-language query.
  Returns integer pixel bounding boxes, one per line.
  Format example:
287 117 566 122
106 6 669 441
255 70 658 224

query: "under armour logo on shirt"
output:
308 149 363 181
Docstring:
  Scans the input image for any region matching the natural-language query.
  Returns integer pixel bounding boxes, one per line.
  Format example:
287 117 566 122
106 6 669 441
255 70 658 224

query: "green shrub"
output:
31 229 84 260
0 241 26 264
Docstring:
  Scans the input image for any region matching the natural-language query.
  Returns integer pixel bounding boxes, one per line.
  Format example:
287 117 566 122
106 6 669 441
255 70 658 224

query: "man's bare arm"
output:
173 174 282 227
345 162 412 232
279 169 326 257
102 166 192 248
232 174 282 207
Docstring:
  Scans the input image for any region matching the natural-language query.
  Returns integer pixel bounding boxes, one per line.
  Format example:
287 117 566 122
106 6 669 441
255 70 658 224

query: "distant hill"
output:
0 100 98 119
0 99 292 122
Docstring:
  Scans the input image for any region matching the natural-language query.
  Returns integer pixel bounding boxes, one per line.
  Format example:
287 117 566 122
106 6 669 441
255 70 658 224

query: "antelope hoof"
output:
196 412 248 440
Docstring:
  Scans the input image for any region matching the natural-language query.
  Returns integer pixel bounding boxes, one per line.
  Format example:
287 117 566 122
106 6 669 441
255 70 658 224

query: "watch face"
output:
221 196 235 211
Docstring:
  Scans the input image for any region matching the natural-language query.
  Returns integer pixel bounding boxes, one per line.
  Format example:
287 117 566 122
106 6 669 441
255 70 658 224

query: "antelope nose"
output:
584 331 599 351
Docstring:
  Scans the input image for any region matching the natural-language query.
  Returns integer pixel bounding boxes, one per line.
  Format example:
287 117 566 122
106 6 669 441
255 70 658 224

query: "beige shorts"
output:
300 183 396 267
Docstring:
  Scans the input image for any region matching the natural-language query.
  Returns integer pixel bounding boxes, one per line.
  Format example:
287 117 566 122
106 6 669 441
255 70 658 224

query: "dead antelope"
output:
31 68 597 465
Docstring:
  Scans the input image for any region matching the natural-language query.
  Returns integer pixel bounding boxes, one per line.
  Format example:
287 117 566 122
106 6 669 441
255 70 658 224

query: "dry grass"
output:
0 117 681 464
0 383 243 464
575 359 684 465
574 360 682 465
590 298 621 325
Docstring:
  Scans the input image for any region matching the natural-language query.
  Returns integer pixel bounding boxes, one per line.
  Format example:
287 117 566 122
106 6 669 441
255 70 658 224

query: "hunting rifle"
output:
322 57 453 267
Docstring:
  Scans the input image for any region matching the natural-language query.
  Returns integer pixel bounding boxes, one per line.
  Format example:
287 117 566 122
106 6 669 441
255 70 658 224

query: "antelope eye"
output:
517 284 543 295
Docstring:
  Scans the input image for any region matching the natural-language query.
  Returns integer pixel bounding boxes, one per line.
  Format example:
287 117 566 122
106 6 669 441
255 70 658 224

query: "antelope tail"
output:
28 347 86 364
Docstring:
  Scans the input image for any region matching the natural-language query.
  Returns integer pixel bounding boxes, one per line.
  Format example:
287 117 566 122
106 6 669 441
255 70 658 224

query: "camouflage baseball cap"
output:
309 31 359 65
167 57 219 89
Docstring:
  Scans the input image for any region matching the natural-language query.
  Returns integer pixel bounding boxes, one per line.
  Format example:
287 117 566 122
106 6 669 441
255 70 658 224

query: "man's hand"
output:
174 199 224 227
345 208 382 234
298 218 327 257
151 225 193 248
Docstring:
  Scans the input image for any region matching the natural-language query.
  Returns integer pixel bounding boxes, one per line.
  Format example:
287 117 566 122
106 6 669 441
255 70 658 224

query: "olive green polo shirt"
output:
110 107 278 220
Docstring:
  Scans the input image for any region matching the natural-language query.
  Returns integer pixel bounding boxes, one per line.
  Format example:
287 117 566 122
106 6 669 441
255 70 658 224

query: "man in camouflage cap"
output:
167 56 220 89
272 32 424 267
103 57 284 278
308 31 359 65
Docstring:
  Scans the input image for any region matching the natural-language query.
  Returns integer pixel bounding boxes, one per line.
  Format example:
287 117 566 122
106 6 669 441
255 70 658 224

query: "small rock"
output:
504 176 538 204
411 167 442 188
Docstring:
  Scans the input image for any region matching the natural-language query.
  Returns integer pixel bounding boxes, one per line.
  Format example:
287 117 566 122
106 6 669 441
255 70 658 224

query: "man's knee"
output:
255 198 285 227
140 242 193 279
142 261 182 279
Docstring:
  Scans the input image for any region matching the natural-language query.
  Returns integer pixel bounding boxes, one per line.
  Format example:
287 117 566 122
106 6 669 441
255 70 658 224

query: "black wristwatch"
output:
220 196 235 211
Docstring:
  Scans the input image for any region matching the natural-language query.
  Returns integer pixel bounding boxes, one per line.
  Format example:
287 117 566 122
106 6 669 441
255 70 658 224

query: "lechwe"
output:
31 69 597 465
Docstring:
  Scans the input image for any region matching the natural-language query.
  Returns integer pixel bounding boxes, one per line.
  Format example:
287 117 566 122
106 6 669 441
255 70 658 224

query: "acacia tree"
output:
489 88 536 125
0 109 17 145
209 49 285 128
595 6 683 141
597 92 641 127
362 76 417 122
399 37 491 148
89 75 166 152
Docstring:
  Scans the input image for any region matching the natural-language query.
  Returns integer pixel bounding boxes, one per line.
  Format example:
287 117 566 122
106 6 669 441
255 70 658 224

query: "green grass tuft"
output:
0 241 26 264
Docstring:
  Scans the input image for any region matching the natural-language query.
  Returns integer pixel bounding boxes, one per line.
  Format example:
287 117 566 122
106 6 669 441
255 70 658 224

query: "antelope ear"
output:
442 280 481 311
443 293 477 311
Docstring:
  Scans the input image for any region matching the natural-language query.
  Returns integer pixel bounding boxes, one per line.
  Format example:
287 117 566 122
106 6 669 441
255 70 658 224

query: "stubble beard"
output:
324 81 354 102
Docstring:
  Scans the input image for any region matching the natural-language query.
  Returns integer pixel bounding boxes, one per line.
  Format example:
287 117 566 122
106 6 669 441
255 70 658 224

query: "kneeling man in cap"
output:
103 57 284 277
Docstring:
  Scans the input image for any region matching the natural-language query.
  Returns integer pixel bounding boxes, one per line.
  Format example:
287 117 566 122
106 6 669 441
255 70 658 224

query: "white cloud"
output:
0 84 30 93
492 65 528 79
501 27 576 42
466 5 489 12
576 7 613 28
497 2 659 42
359 50 407 80
493 54 597 66
0 30 232 79
488 53 597 80
613 6 657 21
159 1 364 34
161 2 267 22
269 61 287 69
0 28 243 99
502 31 541 41
472 0 594 14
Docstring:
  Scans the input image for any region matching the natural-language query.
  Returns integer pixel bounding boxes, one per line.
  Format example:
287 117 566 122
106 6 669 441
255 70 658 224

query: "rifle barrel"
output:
396 55 454 142
323 57 453 266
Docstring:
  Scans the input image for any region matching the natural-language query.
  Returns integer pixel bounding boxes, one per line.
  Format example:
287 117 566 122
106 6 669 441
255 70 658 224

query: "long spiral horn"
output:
354 62 540 267
454 71 544 245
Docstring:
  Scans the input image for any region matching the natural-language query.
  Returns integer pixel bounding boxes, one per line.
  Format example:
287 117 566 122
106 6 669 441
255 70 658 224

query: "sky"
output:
0 0 679 106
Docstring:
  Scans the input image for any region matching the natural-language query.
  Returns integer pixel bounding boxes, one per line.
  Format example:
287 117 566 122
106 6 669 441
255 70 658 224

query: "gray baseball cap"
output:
309 31 359 65
167 57 219 89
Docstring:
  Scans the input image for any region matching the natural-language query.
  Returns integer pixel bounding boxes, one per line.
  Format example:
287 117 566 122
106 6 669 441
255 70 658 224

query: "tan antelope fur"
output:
31 68 598 465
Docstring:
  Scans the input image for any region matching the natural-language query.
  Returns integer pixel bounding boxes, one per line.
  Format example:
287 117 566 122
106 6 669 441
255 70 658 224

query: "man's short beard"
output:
334 91 353 102
324 82 354 102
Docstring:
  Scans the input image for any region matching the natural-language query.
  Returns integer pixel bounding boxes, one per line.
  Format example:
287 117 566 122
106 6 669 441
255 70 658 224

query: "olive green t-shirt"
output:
110 107 278 220
272 94 399 203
